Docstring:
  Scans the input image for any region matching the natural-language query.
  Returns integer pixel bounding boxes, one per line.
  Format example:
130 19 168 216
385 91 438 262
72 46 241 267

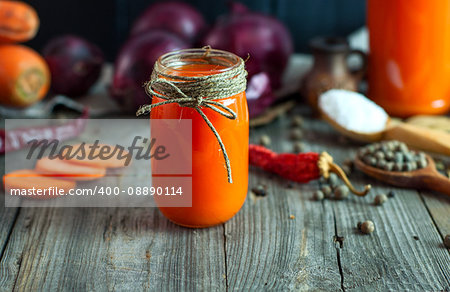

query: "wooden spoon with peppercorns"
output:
355 154 450 196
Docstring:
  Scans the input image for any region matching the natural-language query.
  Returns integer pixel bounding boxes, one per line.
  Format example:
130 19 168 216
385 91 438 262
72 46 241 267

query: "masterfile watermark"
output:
4 119 192 208
26 136 170 166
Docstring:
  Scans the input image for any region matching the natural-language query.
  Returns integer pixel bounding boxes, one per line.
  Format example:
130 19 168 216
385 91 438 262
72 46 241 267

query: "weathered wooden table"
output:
0 108 449 291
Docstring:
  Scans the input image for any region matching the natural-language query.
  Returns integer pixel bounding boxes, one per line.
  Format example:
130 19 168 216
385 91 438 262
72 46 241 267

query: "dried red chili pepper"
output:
249 144 371 196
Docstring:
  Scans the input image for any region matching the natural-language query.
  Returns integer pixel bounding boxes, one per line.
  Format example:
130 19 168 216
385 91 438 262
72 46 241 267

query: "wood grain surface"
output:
0 108 449 291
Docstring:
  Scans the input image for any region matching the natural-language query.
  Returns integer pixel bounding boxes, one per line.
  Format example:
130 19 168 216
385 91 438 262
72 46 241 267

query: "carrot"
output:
3 169 75 199
0 1 39 43
35 157 106 181
61 144 129 168
0 45 50 107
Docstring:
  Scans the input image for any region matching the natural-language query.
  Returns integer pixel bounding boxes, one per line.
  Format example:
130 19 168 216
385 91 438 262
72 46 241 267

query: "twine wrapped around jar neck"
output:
136 48 248 183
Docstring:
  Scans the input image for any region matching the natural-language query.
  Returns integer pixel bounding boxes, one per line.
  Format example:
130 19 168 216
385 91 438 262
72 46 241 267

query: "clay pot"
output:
301 37 367 114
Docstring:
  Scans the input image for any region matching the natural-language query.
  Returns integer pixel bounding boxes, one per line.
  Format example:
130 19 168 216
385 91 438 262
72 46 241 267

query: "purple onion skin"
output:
42 35 104 97
130 1 207 45
203 4 293 89
111 30 189 110
246 72 275 118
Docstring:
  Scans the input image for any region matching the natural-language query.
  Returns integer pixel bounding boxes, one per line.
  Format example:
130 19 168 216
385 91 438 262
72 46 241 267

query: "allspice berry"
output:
328 173 339 189
293 142 305 153
291 115 304 128
444 234 450 248
259 135 271 147
312 190 324 201
358 220 375 234
289 128 303 141
374 194 388 206
334 185 349 200
321 185 333 198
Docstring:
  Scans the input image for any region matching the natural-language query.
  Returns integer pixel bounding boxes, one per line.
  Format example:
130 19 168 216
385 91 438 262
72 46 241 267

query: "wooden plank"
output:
105 208 226 291
225 117 342 291
420 190 450 236
307 118 450 290
0 205 19 291
0 148 21 290
0 207 226 291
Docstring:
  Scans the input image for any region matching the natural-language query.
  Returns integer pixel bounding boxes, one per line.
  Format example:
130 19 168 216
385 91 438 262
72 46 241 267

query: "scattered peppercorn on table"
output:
0 107 449 291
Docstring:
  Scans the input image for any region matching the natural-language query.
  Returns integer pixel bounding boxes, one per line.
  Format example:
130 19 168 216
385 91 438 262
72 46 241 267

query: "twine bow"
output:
136 48 247 183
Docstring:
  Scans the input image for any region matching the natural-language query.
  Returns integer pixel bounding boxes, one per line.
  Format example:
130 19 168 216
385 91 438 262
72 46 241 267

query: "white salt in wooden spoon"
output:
320 105 450 156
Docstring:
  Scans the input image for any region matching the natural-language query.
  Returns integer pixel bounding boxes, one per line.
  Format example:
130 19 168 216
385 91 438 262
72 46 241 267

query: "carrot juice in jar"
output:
368 0 450 117
148 48 249 228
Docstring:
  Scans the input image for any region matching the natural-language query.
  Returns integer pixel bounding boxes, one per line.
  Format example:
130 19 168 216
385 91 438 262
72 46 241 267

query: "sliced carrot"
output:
3 169 75 200
0 1 39 44
60 143 129 168
35 157 106 181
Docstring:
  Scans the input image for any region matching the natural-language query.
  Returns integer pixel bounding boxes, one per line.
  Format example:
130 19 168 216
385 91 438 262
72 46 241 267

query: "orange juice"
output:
150 50 249 228
368 0 450 117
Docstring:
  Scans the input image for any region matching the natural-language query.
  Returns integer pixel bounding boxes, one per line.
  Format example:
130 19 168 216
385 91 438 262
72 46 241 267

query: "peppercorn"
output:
374 151 385 160
291 115 304 128
394 152 404 163
383 162 394 172
357 221 362 230
444 234 450 248
328 173 339 189
387 190 396 198
398 143 408 152
380 144 389 153
377 160 387 169
289 128 303 141
358 149 368 157
251 184 267 197
385 151 395 161
334 185 349 200
417 159 428 169
363 155 373 165
387 141 397 151
374 194 388 205
293 142 305 153
259 135 271 147
436 160 445 171
393 163 403 172
403 163 413 172
404 153 414 162
321 185 332 198
312 190 324 201
358 220 375 234
367 145 376 153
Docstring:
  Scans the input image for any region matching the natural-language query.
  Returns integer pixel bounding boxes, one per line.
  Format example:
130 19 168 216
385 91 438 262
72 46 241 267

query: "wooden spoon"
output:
320 109 450 156
354 154 450 196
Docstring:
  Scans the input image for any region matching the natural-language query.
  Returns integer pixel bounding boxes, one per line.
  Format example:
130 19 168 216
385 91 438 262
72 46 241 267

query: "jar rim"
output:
156 48 243 75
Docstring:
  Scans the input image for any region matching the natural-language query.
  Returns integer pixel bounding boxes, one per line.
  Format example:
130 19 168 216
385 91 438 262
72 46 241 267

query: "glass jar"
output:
368 0 450 117
150 48 249 228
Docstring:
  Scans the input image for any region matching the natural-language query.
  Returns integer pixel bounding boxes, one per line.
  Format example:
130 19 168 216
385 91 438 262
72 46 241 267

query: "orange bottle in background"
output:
150 49 249 228
368 0 450 117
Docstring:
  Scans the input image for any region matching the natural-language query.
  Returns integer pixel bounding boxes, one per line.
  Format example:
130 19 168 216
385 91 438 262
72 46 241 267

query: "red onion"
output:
203 2 294 89
246 72 275 118
42 35 104 97
111 30 189 110
130 1 206 45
